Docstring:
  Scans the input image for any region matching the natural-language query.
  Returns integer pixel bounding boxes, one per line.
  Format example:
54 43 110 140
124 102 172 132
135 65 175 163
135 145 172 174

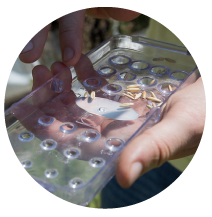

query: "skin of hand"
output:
116 77 205 188
19 7 140 66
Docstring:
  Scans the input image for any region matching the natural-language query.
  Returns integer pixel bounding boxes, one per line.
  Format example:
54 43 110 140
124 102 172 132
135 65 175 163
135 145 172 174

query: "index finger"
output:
59 10 86 66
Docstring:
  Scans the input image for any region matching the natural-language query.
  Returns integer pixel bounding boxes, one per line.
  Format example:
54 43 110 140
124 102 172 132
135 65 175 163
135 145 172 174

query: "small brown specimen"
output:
146 97 162 103
90 91 95 100
153 57 164 61
123 93 135 100
149 79 155 85
150 91 156 98
126 91 134 97
127 84 141 88
134 93 142 99
165 58 176 63
142 91 146 99
84 91 89 97
120 103 134 107
126 88 141 92
146 105 153 109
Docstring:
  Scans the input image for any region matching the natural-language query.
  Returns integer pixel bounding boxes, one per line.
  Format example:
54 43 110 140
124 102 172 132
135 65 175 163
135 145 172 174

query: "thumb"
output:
115 104 197 188
59 10 85 66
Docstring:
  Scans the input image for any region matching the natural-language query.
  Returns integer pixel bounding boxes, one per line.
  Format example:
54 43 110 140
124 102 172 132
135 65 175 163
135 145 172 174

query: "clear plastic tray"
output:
5 35 200 205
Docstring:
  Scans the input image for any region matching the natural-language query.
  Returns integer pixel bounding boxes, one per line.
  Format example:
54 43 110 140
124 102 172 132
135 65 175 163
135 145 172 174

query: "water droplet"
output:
98 107 106 112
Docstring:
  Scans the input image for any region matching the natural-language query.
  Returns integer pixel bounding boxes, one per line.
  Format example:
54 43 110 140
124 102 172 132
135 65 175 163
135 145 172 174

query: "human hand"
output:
19 8 140 66
12 57 150 161
116 77 205 188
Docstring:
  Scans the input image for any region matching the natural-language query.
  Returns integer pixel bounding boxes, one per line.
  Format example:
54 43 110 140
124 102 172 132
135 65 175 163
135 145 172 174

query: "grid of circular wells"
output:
16 55 188 191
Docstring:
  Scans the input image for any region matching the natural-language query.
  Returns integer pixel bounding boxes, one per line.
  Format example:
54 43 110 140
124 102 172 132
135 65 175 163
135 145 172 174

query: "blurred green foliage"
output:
87 192 101 208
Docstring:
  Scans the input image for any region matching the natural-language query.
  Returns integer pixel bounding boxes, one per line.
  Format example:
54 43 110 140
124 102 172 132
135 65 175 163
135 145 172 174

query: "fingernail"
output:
21 41 34 53
129 162 143 185
63 47 74 62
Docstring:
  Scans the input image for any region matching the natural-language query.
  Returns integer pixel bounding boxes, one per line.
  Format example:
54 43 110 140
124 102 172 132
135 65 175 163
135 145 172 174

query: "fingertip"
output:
61 41 83 66
62 47 74 63
104 8 140 21
116 161 143 188
59 11 85 66
32 65 51 76
19 42 40 63
116 152 133 188
19 24 51 63
51 61 68 75
115 165 131 188
32 65 53 90
115 133 156 188
32 65 53 81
